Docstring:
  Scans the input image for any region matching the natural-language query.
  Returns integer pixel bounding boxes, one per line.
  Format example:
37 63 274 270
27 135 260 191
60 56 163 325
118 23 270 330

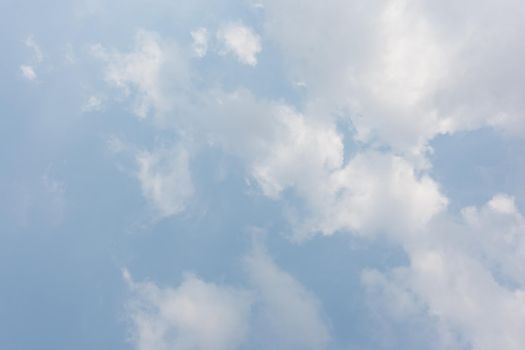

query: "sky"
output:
1 0 525 349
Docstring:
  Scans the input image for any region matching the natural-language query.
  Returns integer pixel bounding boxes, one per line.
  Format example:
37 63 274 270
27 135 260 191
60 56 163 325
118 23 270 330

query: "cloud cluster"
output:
261 0 525 158
92 22 449 237
90 2 525 348
189 90 447 238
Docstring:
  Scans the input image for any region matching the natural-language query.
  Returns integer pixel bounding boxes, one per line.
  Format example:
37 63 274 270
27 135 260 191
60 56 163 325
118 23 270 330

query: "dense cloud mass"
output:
3 0 525 349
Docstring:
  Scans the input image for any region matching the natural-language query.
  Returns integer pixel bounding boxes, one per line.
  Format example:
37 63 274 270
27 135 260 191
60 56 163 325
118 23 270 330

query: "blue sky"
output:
2 1 525 349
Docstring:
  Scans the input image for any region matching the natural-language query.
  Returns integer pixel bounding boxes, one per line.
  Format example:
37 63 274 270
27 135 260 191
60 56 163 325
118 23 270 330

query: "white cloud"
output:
363 194 525 350
191 27 208 58
245 241 331 349
406 249 525 350
91 30 448 239
217 23 261 66
124 271 252 350
136 145 194 218
460 194 525 287
298 151 448 238
91 30 189 119
261 0 525 160
196 89 446 239
249 106 343 199
20 35 43 81
20 65 37 80
123 240 330 350
87 5 525 349
362 269 465 350
211 94 446 238
82 95 104 112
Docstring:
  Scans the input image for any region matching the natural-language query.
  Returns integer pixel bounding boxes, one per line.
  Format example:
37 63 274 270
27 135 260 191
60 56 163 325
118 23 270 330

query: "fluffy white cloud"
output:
136 145 194 218
92 30 189 119
20 65 37 80
363 194 525 350
297 152 448 238
217 23 261 66
261 0 525 159
92 29 447 238
89 3 525 348
124 271 252 350
124 240 330 350
191 28 208 58
193 89 446 239
93 4 524 239
245 106 343 199
460 194 525 287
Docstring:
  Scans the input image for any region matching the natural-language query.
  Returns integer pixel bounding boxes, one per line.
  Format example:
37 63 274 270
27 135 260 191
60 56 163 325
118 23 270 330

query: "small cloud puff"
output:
20 35 43 81
191 27 209 58
82 95 104 113
20 65 37 80
217 23 261 66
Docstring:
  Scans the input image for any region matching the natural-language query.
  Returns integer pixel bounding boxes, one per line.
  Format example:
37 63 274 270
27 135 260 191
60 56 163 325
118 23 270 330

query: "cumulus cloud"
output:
295 151 448 238
92 6 524 238
78 2 525 349
124 271 252 350
191 27 208 58
363 194 525 350
209 93 446 239
249 106 343 199
92 29 449 238
460 194 525 287
91 30 189 119
186 88 447 239
217 23 261 66
136 145 194 218
261 0 525 160
83 3 525 348
124 240 330 350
